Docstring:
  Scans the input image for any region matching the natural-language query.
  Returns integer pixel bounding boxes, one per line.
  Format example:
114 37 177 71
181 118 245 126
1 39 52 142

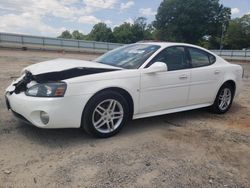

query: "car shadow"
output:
122 108 210 134
16 108 211 148
17 122 94 148
17 101 246 149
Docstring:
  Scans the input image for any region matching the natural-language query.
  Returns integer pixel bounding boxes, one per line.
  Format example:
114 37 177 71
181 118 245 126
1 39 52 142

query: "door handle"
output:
179 74 188 79
214 70 221 75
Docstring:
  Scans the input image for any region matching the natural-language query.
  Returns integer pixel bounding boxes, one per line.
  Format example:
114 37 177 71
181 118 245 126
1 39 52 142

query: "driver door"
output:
139 46 191 113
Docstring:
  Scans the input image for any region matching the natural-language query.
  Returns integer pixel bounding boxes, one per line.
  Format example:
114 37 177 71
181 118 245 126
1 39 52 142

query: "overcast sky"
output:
0 0 249 37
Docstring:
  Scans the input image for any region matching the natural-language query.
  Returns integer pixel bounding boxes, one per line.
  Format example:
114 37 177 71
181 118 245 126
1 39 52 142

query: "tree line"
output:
58 0 250 50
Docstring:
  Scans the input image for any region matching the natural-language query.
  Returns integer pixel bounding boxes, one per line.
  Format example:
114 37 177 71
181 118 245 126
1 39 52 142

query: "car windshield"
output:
95 44 161 69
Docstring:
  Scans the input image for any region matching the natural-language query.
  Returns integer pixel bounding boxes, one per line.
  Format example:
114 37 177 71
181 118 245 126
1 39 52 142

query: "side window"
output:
149 46 188 71
188 48 214 68
209 54 216 64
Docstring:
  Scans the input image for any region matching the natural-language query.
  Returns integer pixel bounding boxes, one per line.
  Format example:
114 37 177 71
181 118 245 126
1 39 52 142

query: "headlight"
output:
25 82 67 97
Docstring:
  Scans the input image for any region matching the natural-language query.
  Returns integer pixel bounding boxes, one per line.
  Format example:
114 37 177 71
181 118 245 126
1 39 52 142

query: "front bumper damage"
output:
9 67 119 95
5 67 119 129
5 92 31 124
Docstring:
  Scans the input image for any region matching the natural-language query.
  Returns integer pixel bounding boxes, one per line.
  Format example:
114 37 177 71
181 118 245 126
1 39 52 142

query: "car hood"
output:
8 58 122 95
23 58 121 75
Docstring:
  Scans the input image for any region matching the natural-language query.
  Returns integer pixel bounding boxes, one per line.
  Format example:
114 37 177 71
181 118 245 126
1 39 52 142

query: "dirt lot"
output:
0 49 249 188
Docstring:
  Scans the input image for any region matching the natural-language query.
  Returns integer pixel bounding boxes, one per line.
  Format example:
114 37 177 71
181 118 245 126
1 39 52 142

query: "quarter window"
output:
148 47 189 71
188 48 215 68
209 54 216 64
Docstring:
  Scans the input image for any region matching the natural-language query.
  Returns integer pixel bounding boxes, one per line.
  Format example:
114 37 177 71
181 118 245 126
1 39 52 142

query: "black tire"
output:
82 90 129 138
211 83 234 114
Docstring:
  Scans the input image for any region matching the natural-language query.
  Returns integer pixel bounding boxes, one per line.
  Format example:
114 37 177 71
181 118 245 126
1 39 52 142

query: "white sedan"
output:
5 42 243 137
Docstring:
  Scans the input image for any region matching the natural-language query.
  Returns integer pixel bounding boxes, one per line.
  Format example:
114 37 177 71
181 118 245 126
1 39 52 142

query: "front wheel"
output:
82 91 129 138
211 83 234 114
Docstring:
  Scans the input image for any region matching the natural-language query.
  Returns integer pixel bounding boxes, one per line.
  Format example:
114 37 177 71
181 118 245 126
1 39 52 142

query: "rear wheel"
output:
82 91 129 138
211 83 234 114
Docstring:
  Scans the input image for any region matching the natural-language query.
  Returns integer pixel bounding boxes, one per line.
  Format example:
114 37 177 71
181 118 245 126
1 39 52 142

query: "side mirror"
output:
144 62 168 74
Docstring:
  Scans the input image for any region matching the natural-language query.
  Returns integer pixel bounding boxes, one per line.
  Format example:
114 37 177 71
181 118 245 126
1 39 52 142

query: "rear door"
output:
187 47 223 105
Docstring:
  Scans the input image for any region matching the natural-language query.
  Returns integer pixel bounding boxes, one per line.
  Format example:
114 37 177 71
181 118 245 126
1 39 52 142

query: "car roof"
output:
135 41 219 59
136 41 208 50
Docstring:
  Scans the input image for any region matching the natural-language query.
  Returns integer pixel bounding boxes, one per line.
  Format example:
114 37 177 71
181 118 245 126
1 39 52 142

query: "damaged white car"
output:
5 42 243 137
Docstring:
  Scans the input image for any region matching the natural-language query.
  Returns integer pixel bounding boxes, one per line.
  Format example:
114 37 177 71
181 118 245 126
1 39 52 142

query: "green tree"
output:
58 30 72 39
132 17 147 41
113 23 135 43
72 30 86 40
88 23 114 42
154 0 231 44
224 14 250 49
144 24 155 40
113 17 153 44
132 17 154 41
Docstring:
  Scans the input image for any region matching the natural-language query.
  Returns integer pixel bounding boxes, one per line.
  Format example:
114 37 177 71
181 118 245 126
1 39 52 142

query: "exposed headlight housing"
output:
25 82 67 97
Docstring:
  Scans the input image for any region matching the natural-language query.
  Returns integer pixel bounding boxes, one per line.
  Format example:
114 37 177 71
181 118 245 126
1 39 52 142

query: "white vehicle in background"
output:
5 42 243 137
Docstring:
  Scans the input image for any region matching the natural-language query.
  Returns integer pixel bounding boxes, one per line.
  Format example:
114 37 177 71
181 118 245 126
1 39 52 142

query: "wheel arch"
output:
213 79 236 103
211 79 236 114
81 87 135 125
223 80 236 95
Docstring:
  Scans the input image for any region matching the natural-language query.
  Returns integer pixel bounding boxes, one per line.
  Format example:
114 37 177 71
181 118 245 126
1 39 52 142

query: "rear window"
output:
188 47 216 68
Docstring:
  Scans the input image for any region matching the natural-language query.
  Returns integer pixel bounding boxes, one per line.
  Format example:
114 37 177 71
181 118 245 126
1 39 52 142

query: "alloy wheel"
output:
218 88 232 111
92 99 124 134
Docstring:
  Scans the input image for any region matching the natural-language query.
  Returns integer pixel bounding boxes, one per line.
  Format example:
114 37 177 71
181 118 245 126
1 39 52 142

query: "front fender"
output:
65 77 140 115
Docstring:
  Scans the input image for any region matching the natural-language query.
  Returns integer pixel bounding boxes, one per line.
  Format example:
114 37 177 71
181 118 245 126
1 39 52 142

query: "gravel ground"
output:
0 49 249 188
